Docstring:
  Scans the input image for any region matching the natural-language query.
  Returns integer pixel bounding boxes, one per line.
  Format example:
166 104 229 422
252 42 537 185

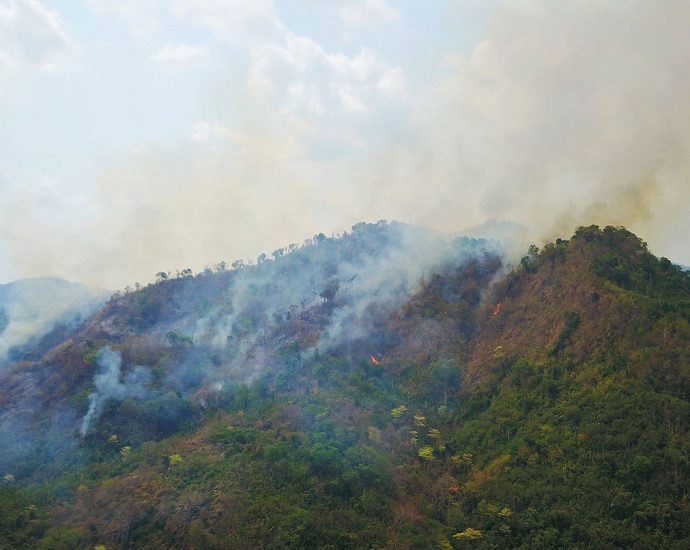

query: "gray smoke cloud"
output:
424 0 690 258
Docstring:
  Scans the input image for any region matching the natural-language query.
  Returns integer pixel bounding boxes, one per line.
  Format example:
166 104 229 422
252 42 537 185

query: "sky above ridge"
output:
1 0 689 288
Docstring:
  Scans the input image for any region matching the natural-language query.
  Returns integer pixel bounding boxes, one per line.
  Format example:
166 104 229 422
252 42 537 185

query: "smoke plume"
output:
80 347 151 435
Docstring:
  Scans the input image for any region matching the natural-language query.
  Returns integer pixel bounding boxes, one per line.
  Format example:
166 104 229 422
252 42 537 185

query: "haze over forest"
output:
3 2 690 548
1 0 689 289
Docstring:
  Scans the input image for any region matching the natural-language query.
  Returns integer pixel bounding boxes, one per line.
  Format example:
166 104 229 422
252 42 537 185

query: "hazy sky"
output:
1 0 689 288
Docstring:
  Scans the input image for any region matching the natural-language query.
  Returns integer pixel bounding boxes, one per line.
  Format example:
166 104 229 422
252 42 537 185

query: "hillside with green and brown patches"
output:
1 224 689 549
466 226 690 393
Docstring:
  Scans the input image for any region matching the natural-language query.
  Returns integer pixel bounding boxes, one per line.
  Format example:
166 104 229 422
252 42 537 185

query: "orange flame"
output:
370 355 381 366
492 303 502 316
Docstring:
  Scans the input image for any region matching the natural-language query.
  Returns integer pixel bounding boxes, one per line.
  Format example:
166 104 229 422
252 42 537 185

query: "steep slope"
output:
0 224 689 549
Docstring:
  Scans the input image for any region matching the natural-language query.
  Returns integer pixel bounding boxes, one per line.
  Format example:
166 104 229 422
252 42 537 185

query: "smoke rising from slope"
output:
315 226 486 350
0 1 688 287
80 347 151 435
156 223 499 390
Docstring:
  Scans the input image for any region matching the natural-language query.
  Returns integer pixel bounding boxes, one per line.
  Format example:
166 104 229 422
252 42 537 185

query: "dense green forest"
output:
1 223 689 549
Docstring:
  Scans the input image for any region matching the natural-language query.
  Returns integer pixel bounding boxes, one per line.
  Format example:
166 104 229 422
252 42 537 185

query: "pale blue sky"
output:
1 2 486 158
1 0 688 287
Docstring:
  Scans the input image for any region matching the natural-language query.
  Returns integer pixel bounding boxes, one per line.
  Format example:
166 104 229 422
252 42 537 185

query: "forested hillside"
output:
0 223 689 549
